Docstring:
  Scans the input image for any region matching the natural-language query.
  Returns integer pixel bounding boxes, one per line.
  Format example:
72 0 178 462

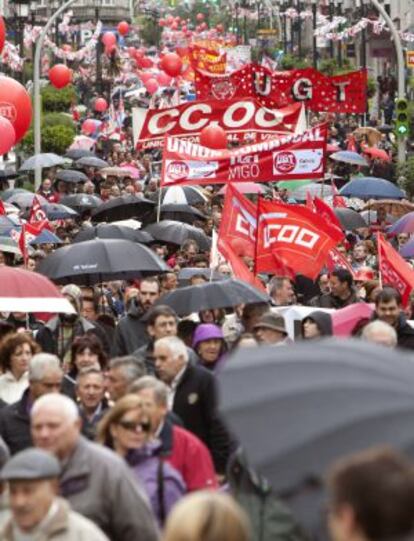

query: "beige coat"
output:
0 497 109 541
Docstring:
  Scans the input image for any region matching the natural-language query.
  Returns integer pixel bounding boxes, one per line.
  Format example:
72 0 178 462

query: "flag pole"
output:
377 232 383 290
156 187 162 223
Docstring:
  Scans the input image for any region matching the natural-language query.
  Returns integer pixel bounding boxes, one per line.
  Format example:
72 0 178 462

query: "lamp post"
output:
329 0 334 59
95 0 103 94
13 0 30 83
33 0 80 189
336 0 343 67
311 0 317 68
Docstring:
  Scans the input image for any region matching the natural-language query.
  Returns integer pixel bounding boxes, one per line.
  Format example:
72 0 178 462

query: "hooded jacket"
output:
301 311 333 338
192 324 227 372
112 298 150 356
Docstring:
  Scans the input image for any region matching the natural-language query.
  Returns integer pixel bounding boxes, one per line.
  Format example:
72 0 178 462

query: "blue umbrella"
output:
30 229 63 245
400 238 414 258
330 150 369 167
339 177 405 200
387 212 414 235
41 203 79 220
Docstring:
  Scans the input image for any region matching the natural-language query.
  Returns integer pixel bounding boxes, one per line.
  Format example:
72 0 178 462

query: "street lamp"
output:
12 0 30 83
336 0 343 67
311 0 317 68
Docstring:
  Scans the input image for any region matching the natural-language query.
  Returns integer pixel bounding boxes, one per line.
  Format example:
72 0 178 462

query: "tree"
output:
41 84 77 113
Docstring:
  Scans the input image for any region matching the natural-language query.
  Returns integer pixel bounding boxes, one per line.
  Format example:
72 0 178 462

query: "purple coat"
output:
126 443 186 526
192 323 227 372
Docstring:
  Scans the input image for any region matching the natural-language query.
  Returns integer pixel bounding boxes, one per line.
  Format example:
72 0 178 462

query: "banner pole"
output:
377 233 383 290
156 187 162 223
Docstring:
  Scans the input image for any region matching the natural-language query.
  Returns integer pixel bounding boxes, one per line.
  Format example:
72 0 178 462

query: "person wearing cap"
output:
36 284 110 367
253 313 291 346
0 447 109 540
354 267 376 300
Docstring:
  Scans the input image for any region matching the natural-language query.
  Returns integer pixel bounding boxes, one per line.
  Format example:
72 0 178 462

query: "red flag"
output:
306 191 315 212
313 196 343 232
326 248 355 277
255 199 344 279
0 199 5 216
12 223 43 266
219 239 266 292
377 233 414 307
331 181 347 208
29 196 48 224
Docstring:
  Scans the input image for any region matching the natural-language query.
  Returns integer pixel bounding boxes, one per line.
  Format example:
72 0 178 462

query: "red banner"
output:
326 248 355 277
189 45 226 74
377 233 414 307
255 199 343 279
161 125 327 187
195 64 367 114
133 98 302 150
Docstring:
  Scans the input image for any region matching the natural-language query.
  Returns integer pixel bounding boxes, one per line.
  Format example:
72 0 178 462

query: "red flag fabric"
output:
306 191 315 212
255 199 344 279
331 181 347 208
219 239 266 292
313 196 343 233
377 233 414 307
326 248 355 277
29 196 47 224
12 223 43 265
0 199 5 216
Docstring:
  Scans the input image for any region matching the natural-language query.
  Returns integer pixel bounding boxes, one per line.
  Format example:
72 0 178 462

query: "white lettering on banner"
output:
180 103 211 131
263 224 320 249
292 79 313 101
252 72 272 96
223 101 256 128
332 81 350 102
148 109 179 135
380 261 408 296
235 214 256 241
229 164 260 180
255 107 284 128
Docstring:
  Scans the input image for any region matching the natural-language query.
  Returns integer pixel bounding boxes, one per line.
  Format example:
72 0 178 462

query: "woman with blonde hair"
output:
163 492 251 541
97 394 186 526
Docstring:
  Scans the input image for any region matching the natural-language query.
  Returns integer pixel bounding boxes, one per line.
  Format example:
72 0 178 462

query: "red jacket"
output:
161 423 218 491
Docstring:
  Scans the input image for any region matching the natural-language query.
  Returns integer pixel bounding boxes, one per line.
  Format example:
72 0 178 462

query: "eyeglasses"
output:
118 420 151 433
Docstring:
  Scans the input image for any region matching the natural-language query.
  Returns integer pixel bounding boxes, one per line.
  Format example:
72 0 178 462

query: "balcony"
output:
33 1 131 24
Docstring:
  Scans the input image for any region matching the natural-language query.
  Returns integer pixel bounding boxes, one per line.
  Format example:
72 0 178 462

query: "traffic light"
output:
395 98 409 137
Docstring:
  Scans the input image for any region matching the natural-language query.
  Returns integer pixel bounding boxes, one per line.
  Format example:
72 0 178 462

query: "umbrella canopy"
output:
65 149 95 160
221 340 414 531
0 236 31 255
162 186 208 205
326 143 340 153
20 153 67 171
217 183 267 195
100 166 133 178
30 229 63 245
60 194 102 213
76 156 109 169
399 238 414 258
331 303 374 336
40 203 79 220
92 195 155 222
120 165 140 179
387 212 414 235
155 279 269 316
334 208 367 230
56 170 89 183
290 182 334 201
1 188 31 201
354 127 382 146
73 224 153 244
159 204 207 224
340 177 405 200
7 193 48 210
363 199 414 218
362 147 391 162
360 210 396 224
330 150 369 167
38 239 169 286
0 267 75 313
143 220 211 250
177 268 226 285
0 169 18 180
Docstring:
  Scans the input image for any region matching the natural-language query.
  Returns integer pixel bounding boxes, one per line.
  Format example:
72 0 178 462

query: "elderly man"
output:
107 356 146 402
31 393 159 541
0 353 63 455
76 368 109 440
130 376 217 491
268 276 295 306
253 313 290 346
0 447 109 540
153 336 232 474
361 320 398 348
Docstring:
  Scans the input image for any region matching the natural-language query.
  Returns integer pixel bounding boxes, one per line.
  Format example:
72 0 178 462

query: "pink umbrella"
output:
327 143 340 153
218 183 267 195
363 147 391 162
331 302 374 337
120 165 140 179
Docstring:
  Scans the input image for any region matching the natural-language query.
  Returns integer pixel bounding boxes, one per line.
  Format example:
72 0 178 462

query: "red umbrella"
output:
218 183 267 195
363 147 391 162
327 143 340 153
0 266 75 313
331 302 374 337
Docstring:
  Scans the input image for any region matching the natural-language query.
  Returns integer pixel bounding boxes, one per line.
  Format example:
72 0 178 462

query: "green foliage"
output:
397 156 414 198
138 16 162 47
367 76 376 99
20 124 75 156
41 84 76 113
279 53 310 70
42 112 74 129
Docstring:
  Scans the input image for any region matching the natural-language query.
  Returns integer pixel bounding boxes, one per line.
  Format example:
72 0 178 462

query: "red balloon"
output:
195 25 201 32
102 32 116 47
166 15 174 25
200 125 227 149
117 21 129 36
94 98 108 113
0 116 15 155
159 18 166 27
82 119 97 136
160 53 182 77
0 76 32 144
49 64 72 89
216 24 224 33
171 22 178 30
196 13 204 21
145 78 159 95
0 17 5 55
139 72 153 84
157 72 172 86
181 25 187 32
200 22 208 31
128 47 136 57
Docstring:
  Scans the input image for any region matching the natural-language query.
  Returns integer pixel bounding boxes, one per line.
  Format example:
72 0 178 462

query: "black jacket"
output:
373 312 414 350
311 288 359 309
0 388 32 455
112 298 149 356
173 363 233 474
133 342 199 375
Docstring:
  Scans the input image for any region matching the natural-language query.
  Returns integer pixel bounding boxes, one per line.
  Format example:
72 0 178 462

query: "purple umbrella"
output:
388 212 414 235
399 237 414 258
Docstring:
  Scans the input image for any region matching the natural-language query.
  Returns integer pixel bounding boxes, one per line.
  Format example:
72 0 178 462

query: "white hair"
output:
29 353 62 382
31 393 79 422
154 336 189 362
361 320 398 348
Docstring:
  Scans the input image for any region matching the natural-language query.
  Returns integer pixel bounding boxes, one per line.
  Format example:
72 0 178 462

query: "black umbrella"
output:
161 186 208 205
159 203 207 224
56 170 89 183
178 268 226 285
1 188 30 201
92 195 155 222
221 340 414 534
60 194 103 213
7 192 48 209
155 279 269 316
334 208 367 230
73 224 153 244
65 149 95 160
76 156 109 169
37 239 169 286
143 220 211 250
41 203 79 220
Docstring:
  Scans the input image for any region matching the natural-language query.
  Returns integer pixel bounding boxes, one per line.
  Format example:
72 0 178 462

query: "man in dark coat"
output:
153 335 233 475
0 353 63 455
112 278 161 356
311 269 359 309
373 287 414 350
